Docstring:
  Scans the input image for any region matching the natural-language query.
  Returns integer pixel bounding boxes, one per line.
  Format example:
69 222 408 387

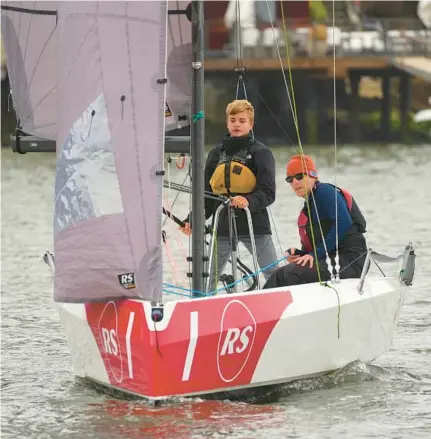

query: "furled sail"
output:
1 1 57 140
54 1 167 302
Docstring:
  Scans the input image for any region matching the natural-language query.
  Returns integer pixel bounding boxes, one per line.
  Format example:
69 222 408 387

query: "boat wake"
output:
77 359 422 407
279 360 422 392
199 360 424 404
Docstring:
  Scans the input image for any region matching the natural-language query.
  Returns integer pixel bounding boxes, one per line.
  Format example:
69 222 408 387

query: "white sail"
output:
1 1 191 144
1 1 57 140
54 1 167 302
418 0 431 28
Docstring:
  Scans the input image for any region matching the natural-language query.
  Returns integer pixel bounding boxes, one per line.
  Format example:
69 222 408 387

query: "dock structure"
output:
204 16 430 144
3 11 430 150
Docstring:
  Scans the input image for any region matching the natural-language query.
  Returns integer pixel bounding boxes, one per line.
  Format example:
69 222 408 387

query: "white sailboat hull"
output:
55 276 405 400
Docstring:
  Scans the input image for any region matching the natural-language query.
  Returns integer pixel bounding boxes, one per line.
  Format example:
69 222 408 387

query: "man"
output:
180 99 278 291
264 154 367 289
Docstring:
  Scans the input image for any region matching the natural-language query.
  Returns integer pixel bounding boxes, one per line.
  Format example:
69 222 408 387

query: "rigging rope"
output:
234 0 243 70
276 1 328 284
276 0 344 286
163 255 287 298
163 0 343 297
162 156 192 228
232 1 286 263
279 1 301 144
162 205 259 294
163 157 190 287
242 71 298 147
163 230 181 286
332 0 341 282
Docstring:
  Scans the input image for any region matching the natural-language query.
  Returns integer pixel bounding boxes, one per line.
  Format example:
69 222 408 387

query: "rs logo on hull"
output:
217 300 257 383
220 326 254 356
101 328 118 355
98 301 123 383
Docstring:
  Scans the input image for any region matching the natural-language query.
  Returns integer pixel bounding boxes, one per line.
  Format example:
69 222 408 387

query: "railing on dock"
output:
205 17 431 59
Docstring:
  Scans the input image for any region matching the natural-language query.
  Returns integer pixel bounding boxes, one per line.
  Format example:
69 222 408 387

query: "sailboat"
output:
1 1 416 401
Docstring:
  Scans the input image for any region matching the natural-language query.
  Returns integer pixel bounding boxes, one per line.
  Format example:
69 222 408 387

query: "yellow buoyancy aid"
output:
209 148 257 195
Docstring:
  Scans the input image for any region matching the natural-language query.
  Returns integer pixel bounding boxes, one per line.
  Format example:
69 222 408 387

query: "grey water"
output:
1 144 431 438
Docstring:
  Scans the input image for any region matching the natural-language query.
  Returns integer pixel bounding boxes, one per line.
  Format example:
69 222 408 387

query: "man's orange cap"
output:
286 154 318 177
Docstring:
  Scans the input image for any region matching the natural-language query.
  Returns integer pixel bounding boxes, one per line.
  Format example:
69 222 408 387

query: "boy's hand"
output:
230 196 249 209
179 222 192 235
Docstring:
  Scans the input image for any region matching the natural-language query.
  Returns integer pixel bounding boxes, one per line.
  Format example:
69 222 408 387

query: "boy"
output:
181 99 278 292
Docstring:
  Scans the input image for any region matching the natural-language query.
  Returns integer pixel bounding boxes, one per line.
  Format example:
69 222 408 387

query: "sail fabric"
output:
165 1 192 131
418 0 431 28
54 1 167 302
1 1 57 140
1 0 191 144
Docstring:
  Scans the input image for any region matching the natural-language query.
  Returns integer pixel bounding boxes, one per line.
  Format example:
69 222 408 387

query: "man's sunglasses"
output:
285 173 306 183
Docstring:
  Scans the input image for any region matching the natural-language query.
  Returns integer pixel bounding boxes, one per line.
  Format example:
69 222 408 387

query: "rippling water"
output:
1 145 431 438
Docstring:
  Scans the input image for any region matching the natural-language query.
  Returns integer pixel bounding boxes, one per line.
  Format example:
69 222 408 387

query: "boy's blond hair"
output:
226 99 254 122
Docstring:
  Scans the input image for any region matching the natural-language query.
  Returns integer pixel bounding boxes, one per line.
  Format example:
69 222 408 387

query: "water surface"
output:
1 144 430 438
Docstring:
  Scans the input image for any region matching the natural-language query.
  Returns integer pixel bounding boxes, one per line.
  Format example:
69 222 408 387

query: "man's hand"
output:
230 196 249 209
295 254 314 268
179 222 192 235
284 247 299 263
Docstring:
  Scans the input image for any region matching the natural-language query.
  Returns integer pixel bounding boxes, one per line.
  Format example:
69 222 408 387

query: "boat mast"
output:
190 0 206 295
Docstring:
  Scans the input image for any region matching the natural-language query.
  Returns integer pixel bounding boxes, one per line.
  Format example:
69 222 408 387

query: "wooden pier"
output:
205 56 392 79
204 52 430 144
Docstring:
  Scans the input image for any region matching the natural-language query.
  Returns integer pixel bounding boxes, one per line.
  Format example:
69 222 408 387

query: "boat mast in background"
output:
190 0 206 295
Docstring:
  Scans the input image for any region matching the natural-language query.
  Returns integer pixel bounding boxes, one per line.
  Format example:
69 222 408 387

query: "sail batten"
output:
1 5 57 15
